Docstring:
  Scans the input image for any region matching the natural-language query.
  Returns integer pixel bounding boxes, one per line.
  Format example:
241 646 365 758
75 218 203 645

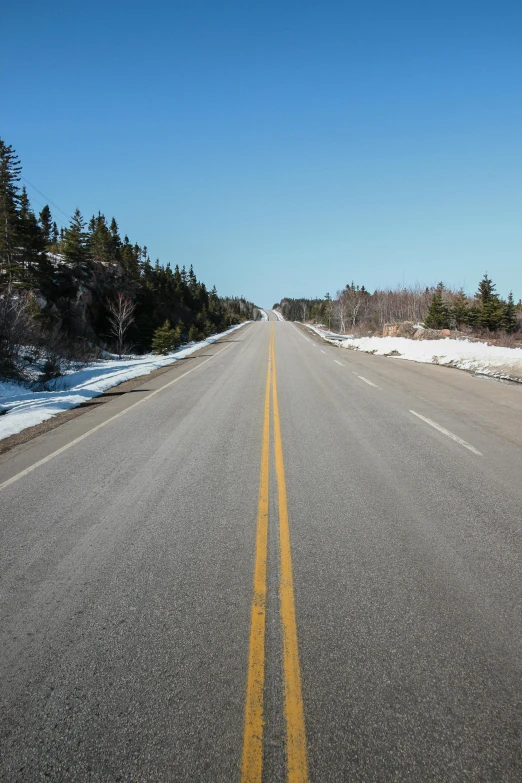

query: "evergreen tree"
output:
502 292 518 334
188 264 197 291
466 303 482 330
188 324 200 342
120 235 141 279
451 288 470 329
151 319 181 354
476 273 495 306
0 136 261 364
109 217 121 260
475 273 504 331
39 205 53 246
424 283 450 329
63 208 89 270
0 138 23 288
88 212 112 264
18 187 46 284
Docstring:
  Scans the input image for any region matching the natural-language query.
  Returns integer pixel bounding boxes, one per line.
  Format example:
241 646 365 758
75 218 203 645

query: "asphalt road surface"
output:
1 317 521 782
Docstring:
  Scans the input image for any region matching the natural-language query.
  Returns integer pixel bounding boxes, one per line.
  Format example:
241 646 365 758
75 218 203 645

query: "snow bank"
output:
306 325 522 382
259 309 268 321
0 322 248 440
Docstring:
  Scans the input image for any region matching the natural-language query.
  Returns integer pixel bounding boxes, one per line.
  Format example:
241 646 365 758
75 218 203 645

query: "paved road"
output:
1 318 521 782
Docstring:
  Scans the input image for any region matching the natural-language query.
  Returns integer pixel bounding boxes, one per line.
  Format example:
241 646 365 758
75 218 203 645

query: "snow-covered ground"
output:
306 325 522 383
274 310 284 321
259 309 268 321
0 323 248 441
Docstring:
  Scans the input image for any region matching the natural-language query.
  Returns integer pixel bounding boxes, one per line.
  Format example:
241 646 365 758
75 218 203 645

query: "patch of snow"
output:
0 322 248 440
305 324 354 341
259 309 268 321
306 325 522 383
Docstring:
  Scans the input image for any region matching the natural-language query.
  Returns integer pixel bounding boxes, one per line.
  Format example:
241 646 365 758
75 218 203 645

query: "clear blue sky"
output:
3 0 521 306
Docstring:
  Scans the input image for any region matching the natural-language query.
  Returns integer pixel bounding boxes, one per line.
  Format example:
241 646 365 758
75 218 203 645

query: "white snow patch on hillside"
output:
0 322 248 440
305 325 522 382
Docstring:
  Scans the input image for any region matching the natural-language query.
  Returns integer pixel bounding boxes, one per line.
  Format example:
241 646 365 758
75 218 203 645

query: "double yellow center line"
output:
241 326 309 783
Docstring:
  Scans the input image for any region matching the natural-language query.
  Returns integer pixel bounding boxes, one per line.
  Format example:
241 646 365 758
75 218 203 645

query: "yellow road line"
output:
241 328 274 783
271 337 310 783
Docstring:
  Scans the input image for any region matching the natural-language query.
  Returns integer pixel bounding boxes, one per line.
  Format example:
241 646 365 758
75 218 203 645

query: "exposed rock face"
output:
73 284 93 330
415 327 446 340
384 322 467 341
383 322 418 337
396 321 417 338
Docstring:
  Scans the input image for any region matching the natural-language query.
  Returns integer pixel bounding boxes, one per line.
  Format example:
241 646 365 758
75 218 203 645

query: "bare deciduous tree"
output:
332 291 348 333
0 287 36 378
333 285 368 333
106 293 136 358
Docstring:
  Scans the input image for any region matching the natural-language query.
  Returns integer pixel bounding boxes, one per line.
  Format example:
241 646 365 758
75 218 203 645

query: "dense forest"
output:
0 138 258 382
276 277 522 337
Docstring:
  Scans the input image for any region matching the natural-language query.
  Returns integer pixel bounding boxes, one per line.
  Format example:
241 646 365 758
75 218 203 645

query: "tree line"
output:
0 138 258 381
276 276 521 336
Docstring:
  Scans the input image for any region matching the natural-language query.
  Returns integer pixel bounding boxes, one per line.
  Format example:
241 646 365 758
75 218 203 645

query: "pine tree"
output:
0 138 23 288
451 288 470 329
109 217 121 261
88 212 112 264
476 273 495 306
151 319 181 354
63 208 89 271
186 324 197 342
476 273 503 331
466 304 482 330
18 187 46 284
502 292 519 334
120 235 141 279
39 205 53 246
424 283 450 329
188 264 197 291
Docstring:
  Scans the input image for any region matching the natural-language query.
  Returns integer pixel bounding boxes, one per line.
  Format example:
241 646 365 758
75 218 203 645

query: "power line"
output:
20 175 72 223
19 189 68 230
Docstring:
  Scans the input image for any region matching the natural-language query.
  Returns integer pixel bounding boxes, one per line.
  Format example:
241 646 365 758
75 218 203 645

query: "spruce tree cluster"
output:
424 283 451 329
0 137 258 381
424 275 519 333
277 276 520 336
151 320 182 354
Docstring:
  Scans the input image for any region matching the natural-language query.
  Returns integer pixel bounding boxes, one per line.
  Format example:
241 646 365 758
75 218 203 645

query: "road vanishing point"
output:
1 315 521 782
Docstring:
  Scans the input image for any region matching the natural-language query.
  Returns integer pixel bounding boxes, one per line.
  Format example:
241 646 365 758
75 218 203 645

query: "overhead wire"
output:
18 188 68 230
20 175 72 223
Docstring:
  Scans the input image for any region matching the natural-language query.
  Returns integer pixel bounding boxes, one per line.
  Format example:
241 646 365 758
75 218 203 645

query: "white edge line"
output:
0 342 233 491
409 410 482 456
320 349 326 354
357 375 381 389
291 323 310 342
334 360 344 366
